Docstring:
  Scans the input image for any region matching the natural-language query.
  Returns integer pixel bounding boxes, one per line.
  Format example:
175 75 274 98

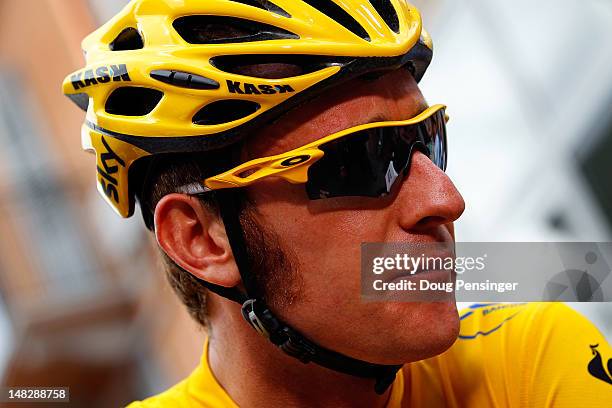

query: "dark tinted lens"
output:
306 109 447 200
423 110 447 171
306 127 396 199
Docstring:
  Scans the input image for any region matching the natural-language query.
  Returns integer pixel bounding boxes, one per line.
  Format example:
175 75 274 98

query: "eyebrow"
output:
368 114 387 123
366 102 430 124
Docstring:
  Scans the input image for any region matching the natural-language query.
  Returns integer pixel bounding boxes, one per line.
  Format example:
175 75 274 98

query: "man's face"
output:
243 68 465 364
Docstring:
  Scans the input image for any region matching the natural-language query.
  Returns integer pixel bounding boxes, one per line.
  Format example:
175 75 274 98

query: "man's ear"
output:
154 193 241 288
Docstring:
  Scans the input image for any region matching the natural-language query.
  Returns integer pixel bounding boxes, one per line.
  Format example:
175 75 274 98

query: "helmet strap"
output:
211 189 402 395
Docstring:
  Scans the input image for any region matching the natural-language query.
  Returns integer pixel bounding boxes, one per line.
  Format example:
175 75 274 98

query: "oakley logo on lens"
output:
280 155 310 167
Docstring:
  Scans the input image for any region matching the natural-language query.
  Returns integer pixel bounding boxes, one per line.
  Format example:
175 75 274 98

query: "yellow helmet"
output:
62 0 433 218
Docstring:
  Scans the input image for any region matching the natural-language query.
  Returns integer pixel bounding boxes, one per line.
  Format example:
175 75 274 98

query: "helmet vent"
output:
109 27 144 51
301 0 370 41
193 100 260 125
210 54 351 79
369 0 400 33
105 87 163 116
228 0 291 18
173 16 298 44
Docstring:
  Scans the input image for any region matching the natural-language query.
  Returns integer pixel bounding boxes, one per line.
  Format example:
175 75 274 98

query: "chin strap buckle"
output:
241 298 401 395
277 326 317 363
241 299 316 363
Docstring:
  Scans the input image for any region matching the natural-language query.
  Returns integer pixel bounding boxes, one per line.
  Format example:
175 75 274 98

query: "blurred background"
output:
0 0 610 406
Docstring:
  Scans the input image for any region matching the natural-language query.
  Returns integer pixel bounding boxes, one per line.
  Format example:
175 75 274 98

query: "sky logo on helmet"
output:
97 136 125 204
226 80 294 95
71 64 131 90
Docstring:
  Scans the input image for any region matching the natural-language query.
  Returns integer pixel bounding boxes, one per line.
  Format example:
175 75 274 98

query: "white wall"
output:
416 0 612 340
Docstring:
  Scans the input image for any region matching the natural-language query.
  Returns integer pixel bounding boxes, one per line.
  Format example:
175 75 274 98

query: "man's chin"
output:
377 300 460 364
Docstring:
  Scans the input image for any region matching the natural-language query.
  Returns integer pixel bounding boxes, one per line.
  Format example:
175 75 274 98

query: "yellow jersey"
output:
127 303 612 407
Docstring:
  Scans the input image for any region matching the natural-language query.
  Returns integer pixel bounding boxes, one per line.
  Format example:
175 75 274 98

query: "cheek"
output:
249 183 390 299
248 183 459 363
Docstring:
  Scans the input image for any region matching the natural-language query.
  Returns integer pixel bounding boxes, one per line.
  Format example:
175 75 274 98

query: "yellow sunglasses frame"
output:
179 104 447 195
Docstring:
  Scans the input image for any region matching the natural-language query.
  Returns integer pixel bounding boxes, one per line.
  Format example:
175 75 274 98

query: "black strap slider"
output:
278 326 317 363
241 299 316 363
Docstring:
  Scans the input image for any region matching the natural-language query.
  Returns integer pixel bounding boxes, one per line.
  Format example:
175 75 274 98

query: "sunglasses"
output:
179 104 448 200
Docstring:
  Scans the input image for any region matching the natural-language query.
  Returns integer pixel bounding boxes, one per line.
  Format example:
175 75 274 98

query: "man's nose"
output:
394 150 465 232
